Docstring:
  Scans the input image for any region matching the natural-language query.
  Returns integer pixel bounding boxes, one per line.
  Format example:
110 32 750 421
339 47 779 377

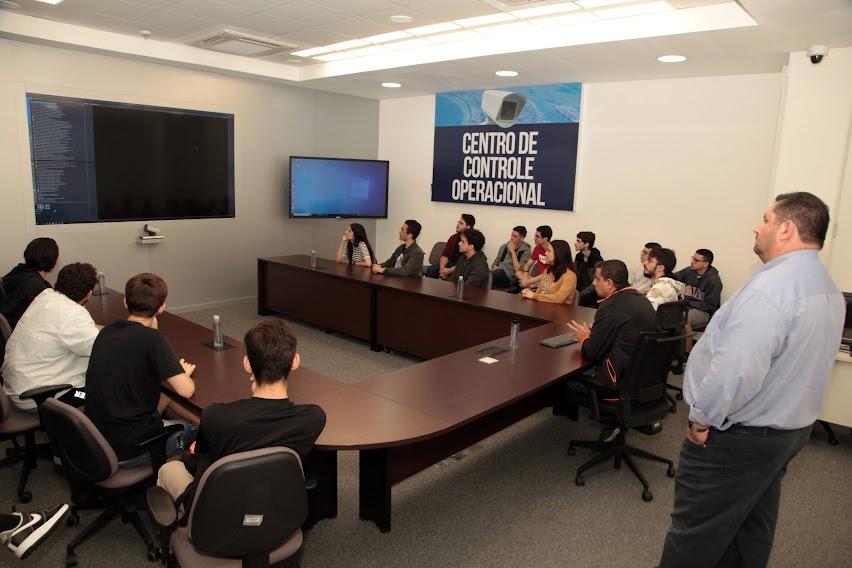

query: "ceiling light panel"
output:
406 22 461 36
594 1 673 19
475 22 538 37
364 31 412 44
314 52 351 62
291 46 335 57
326 39 370 51
383 38 433 51
426 30 482 44
531 12 599 27
511 3 579 19
454 13 516 28
576 0 630 7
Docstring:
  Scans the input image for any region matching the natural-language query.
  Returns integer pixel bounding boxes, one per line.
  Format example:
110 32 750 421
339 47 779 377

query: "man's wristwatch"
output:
688 420 709 433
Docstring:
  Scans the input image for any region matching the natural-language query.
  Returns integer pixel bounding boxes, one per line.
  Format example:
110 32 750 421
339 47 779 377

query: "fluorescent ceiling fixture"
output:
346 45 388 57
427 30 482 44
325 39 369 51
595 1 673 19
454 13 516 28
495 70 518 77
406 22 461 36
476 22 538 37
314 52 351 62
389 15 413 24
657 54 686 62
383 38 432 51
576 0 629 7
511 3 579 19
381 82 402 88
364 31 411 44
33 0 63 4
291 46 334 57
531 12 599 27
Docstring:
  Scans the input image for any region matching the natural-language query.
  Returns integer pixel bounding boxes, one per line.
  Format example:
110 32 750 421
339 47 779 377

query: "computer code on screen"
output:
27 94 235 225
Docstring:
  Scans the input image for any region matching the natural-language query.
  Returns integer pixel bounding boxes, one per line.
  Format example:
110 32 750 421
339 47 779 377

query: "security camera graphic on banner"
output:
432 83 581 211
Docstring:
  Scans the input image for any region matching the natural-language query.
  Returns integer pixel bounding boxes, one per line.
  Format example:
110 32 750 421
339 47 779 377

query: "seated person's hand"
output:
372 264 384 274
566 320 592 343
439 266 453 278
180 358 196 377
521 289 534 299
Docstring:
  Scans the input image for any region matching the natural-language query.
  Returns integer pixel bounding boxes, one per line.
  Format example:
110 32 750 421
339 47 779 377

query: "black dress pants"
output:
659 425 811 568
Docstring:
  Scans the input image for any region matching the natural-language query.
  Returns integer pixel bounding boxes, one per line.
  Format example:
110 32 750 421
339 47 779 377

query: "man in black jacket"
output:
449 228 489 288
574 231 604 308
567 260 657 440
373 219 425 277
673 248 723 352
1 238 59 329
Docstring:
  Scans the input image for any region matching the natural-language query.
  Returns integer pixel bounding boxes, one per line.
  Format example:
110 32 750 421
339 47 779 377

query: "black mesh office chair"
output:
147 447 307 568
41 398 180 567
566 331 683 501
657 300 690 412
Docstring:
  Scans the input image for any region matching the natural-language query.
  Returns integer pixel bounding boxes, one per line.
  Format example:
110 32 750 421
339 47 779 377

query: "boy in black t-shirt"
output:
85 273 197 467
156 319 326 507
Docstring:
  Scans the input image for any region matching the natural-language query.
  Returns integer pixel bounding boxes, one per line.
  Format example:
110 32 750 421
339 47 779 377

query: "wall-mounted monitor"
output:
27 93 235 225
289 156 388 218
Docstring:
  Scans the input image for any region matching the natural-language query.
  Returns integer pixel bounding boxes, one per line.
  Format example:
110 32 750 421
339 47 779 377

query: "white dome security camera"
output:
481 90 526 129
807 45 828 64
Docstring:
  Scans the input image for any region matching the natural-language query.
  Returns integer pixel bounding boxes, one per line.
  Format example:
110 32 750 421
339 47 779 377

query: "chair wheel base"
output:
566 446 576 456
18 490 32 503
829 438 839 446
642 490 654 502
147 549 160 562
668 406 677 414
667 465 677 477
676 393 683 400
575 476 585 486
66 553 78 567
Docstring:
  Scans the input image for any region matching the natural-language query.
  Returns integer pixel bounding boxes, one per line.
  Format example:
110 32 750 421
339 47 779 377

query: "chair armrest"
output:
20 384 74 406
146 486 178 528
135 423 184 450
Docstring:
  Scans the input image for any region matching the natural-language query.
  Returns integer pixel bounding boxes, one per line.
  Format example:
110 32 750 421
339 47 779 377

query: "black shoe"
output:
2 504 69 559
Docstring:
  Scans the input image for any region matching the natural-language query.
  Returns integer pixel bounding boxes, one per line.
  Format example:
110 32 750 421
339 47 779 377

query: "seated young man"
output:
372 219 425 277
672 248 722 351
156 319 327 511
574 231 605 308
2 263 100 412
425 213 475 279
491 226 530 289
448 228 489 289
85 273 196 468
1 238 59 330
643 247 684 310
515 225 552 289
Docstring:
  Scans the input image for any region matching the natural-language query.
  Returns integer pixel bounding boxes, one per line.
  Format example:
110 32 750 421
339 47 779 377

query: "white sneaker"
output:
3 504 69 559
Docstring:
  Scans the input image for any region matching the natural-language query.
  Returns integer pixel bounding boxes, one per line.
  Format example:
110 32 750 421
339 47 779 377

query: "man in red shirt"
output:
425 213 476 279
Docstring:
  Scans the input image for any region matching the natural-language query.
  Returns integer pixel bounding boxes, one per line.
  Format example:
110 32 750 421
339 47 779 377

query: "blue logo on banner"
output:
432 84 581 211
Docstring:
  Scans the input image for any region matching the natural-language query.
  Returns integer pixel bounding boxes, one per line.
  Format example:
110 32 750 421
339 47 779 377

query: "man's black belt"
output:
716 424 799 437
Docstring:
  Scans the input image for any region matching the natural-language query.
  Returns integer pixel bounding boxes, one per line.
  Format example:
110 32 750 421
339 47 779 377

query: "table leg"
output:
307 450 338 526
359 448 391 532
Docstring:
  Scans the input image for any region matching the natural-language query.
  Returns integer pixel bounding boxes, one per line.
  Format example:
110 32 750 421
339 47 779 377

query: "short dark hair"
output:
577 231 596 248
773 192 830 248
461 213 476 228
536 225 553 240
695 248 714 265
648 247 677 278
513 225 527 238
461 228 485 252
125 273 168 317
24 238 59 272
55 263 98 302
596 259 629 289
404 219 422 240
644 242 662 250
244 320 298 384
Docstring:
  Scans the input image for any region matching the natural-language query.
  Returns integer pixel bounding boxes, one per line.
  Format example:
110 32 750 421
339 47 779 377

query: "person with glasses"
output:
673 249 723 352
491 226 530 290
515 225 552 290
633 241 661 295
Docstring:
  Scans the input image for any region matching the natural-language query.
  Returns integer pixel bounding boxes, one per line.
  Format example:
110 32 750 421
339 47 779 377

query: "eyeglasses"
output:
691 257 707 263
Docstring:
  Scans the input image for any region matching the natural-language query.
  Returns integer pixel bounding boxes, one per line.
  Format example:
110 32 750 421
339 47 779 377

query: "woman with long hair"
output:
521 239 577 304
336 223 375 268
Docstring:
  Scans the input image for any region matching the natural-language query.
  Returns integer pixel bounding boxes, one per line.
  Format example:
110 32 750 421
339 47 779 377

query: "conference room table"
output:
88 259 595 532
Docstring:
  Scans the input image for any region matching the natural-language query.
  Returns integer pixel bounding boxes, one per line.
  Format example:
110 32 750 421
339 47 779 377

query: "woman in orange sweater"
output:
521 239 577 304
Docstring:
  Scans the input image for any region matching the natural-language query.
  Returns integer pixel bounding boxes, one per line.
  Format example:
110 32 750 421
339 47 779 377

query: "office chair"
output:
566 331 682 502
40 398 181 567
0 312 11 369
147 447 307 568
656 300 690 412
423 241 446 275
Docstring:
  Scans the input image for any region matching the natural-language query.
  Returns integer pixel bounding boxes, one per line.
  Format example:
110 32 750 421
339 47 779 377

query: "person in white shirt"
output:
632 241 661 295
1 263 100 412
644 247 684 310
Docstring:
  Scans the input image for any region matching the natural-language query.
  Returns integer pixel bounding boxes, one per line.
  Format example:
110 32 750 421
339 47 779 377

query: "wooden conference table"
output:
88 257 595 532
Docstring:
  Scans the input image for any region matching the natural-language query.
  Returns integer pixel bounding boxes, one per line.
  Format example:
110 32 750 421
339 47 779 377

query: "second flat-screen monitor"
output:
289 156 388 218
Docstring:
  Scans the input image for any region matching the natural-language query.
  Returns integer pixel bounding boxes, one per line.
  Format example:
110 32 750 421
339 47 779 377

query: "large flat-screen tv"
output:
27 93 235 225
289 156 388 218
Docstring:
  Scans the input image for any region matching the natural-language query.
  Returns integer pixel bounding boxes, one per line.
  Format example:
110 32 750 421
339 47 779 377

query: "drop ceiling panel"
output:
55 0 152 21
308 0 401 17
165 0 253 21
136 9 219 33
405 0 502 20
111 20 189 41
316 16 395 37
262 1 349 26
41 6 127 30
223 13 303 37
279 26 352 46
360 5 442 27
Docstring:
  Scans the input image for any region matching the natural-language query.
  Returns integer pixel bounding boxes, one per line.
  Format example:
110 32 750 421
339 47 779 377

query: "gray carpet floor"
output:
2 299 850 567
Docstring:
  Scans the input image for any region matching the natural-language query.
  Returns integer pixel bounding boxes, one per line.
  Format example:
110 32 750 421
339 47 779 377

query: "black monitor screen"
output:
27 94 235 225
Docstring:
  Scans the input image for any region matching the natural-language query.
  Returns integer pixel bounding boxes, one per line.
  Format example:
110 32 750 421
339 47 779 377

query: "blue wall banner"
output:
432 83 581 211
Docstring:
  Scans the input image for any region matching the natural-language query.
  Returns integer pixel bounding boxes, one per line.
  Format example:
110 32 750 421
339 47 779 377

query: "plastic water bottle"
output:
456 275 465 300
509 318 520 349
95 272 107 296
212 314 223 349
310 250 317 269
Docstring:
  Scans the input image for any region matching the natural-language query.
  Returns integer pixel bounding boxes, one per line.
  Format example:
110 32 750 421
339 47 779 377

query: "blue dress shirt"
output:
684 249 844 430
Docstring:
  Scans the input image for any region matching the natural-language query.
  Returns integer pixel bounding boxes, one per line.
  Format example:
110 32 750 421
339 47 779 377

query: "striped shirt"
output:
344 241 371 264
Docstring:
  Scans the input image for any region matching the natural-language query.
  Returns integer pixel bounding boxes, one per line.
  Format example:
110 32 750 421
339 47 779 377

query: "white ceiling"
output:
1 0 851 99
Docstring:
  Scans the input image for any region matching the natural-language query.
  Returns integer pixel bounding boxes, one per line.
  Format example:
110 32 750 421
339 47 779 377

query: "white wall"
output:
377 74 783 298
0 39 379 310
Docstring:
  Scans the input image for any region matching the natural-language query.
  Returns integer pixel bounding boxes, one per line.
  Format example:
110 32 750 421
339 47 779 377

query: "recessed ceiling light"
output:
657 54 687 63
495 70 518 77
382 82 402 88
389 15 413 24
33 0 63 4
291 46 334 58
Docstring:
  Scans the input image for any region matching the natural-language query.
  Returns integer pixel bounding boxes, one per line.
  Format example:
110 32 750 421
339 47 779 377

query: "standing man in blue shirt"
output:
659 192 844 568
